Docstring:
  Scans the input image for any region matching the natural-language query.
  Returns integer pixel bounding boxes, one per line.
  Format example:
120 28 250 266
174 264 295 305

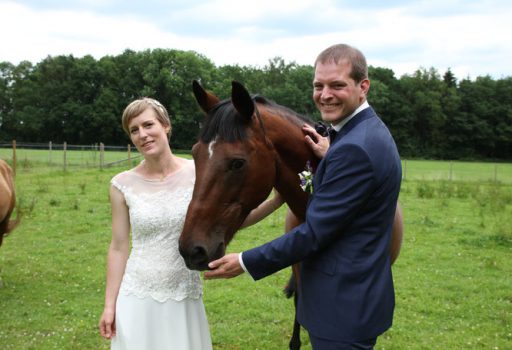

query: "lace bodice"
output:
111 159 202 302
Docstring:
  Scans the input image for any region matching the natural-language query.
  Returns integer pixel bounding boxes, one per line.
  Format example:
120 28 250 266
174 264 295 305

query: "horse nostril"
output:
189 245 209 267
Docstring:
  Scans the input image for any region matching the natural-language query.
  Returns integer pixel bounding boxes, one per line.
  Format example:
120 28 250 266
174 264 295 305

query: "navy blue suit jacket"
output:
242 106 402 342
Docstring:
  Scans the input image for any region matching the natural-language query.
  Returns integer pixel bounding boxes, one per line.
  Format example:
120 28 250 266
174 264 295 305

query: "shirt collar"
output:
331 100 370 132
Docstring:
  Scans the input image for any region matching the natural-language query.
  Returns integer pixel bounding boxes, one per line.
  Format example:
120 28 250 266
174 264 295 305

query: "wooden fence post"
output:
63 142 67 172
100 143 105 169
127 144 132 168
48 141 52 166
12 140 17 176
449 161 453 181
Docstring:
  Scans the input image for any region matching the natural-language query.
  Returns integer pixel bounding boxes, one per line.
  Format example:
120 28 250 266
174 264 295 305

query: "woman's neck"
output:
141 150 183 180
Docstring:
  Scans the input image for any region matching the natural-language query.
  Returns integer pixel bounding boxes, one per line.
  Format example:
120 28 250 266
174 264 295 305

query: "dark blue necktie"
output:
328 127 338 143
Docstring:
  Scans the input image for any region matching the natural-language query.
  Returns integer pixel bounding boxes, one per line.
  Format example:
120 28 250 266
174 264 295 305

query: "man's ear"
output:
360 78 370 96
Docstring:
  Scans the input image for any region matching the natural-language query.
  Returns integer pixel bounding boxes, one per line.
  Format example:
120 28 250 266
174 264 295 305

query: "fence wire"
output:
1 142 511 183
0 142 141 170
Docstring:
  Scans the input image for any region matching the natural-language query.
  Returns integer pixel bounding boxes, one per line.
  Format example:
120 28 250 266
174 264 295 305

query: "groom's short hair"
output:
314 43 368 83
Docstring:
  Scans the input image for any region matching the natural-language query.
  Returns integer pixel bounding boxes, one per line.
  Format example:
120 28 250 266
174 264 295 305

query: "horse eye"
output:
229 159 245 171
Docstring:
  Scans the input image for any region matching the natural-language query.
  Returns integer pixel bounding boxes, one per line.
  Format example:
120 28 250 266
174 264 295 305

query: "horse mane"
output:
254 95 314 128
199 95 314 143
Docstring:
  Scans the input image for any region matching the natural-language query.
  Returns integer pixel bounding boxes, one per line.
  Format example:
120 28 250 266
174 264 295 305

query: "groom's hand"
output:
303 123 329 158
204 253 244 279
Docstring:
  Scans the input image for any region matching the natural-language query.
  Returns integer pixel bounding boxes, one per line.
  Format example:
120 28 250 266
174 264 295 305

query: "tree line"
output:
0 48 510 160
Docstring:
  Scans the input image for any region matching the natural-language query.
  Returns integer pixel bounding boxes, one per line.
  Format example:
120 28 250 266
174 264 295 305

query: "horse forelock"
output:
199 100 248 143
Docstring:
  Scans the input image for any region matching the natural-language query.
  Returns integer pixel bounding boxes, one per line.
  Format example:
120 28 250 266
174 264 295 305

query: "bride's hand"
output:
99 308 116 340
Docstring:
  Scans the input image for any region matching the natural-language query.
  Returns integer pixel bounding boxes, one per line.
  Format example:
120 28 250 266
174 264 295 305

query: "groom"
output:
205 43 402 349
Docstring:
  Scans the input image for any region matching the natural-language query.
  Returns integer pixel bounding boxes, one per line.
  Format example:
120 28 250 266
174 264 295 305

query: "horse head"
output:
179 81 278 270
179 81 316 270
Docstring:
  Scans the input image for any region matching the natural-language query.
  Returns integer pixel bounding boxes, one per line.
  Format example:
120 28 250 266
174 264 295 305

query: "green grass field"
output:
0 155 511 349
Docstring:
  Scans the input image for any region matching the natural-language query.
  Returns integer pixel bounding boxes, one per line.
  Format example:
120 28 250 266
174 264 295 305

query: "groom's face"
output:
313 59 369 125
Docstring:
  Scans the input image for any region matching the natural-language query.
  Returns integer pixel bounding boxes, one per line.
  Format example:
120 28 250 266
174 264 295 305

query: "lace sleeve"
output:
111 170 134 194
111 177 125 194
110 171 133 207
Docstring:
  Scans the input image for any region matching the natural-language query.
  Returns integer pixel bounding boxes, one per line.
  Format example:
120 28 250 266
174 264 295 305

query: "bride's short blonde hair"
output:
121 98 172 137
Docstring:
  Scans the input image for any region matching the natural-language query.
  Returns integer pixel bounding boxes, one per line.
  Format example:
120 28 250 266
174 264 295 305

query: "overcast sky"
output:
1 0 511 80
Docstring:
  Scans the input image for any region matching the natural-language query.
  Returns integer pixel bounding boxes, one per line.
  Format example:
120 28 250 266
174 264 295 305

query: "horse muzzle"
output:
179 239 225 271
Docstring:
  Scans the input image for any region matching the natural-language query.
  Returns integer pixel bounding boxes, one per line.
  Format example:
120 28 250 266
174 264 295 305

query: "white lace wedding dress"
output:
110 159 212 350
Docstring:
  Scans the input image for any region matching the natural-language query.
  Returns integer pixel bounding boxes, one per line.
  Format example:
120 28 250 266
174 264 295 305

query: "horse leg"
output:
0 218 8 246
289 261 304 349
284 272 301 349
389 202 404 265
285 210 304 349
284 272 295 298
289 290 301 350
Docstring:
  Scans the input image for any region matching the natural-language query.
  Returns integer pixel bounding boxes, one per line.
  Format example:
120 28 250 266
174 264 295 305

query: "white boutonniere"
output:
298 161 314 194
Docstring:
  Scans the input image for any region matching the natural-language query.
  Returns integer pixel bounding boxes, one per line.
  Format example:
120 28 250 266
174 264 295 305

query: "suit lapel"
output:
314 107 377 191
331 106 376 144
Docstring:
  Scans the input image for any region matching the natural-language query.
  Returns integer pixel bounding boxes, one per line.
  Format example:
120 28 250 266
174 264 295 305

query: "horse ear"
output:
231 81 254 122
192 80 220 113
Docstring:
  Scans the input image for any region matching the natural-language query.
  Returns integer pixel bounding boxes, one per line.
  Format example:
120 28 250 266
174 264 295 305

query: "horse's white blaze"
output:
208 139 217 159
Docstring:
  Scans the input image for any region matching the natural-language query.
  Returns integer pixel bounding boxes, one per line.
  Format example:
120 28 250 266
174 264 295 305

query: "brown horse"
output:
179 81 403 349
0 159 19 247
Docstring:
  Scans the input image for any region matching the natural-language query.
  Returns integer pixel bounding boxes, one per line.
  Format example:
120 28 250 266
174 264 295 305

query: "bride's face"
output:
128 108 170 157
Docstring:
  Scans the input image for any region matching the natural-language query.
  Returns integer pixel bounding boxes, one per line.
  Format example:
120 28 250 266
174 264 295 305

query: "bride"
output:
98 97 283 350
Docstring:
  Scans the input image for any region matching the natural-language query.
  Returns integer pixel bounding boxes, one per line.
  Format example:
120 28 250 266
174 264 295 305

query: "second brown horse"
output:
0 159 19 247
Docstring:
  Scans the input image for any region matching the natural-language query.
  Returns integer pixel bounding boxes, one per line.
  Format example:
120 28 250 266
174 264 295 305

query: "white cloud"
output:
170 0 318 24
1 0 511 80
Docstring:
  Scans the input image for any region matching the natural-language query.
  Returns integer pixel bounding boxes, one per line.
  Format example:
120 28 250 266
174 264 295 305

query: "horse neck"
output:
260 110 318 220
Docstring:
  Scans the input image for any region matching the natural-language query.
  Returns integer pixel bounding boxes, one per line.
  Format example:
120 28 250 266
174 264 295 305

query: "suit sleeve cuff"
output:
239 252 255 280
